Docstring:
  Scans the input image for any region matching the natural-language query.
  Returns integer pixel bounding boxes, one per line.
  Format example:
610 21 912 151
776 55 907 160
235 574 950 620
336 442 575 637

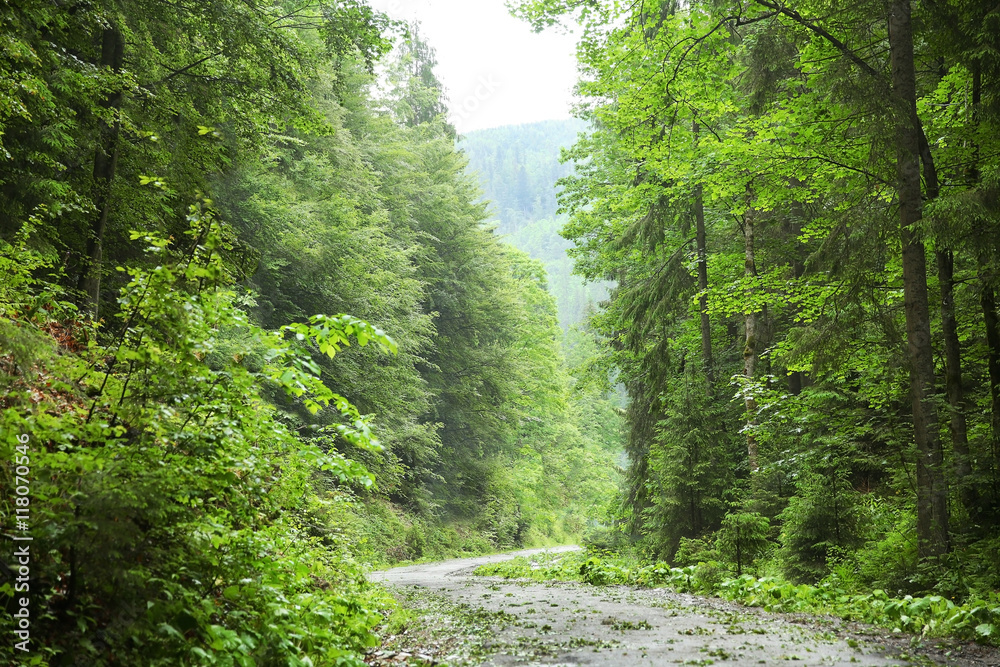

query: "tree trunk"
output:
78 25 124 317
958 44 1000 496
937 250 976 512
743 209 759 472
982 279 1000 490
694 123 714 388
787 182 806 395
912 54 973 516
969 58 1000 494
970 60 981 183
888 0 949 556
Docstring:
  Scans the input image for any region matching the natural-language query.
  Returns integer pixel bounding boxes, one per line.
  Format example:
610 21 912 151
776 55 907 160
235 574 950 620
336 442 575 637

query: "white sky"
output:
368 0 579 133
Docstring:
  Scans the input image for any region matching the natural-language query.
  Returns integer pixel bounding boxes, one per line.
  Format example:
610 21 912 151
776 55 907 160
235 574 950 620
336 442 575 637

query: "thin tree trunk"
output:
937 250 976 512
912 63 975 515
888 0 949 556
915 83 975 513
735 521 743 576
982 279 1000 489
969 59 1000 494
957 48 1000 495
787 230 804 393
743 209 759 472
694 122 714 388
78 25 124 317
788 182 806 395
971 60 981 183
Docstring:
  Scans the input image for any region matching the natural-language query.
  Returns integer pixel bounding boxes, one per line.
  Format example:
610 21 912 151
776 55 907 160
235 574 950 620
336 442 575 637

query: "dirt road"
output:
370 547 1000 667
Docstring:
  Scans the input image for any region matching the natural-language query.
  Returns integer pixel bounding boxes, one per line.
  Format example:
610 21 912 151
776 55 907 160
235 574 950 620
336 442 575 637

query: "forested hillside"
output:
460 120 583 233
461 121 609 329
5 0 1000 662
513 0 1000 602
0 4 618 663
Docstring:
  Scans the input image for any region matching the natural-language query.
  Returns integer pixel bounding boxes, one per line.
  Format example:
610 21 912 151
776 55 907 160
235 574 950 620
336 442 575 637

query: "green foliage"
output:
672 536 721 568
716 512 771 576
643 374 742 560
2 25 631 664
514 0 1000 607
383 25 449 129
0 0 393 314
846 500 920 594
718 576 1000 645
477 550 1000 646
460 120 586 231
1 0 626 661
475 551 587 583
778 469 864 583
907 535 1000 601
1 211 396 664
0 215 56 316
507 215 609 330
461 121 607 330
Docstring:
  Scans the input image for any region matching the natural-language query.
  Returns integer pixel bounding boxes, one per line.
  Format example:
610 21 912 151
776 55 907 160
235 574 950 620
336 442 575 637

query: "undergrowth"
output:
1 211 398 665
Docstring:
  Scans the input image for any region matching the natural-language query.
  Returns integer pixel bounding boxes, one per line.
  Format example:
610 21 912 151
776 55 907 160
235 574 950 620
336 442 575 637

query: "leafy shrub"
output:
852 506 919 594
907 535 1000 600
475 552 587 582
0 211 397 665
581 525 617 551
475 550 1000 646
719 577 999 644
716 512 771 575
672 536 720 567
779 469 862 582
405 524 429 559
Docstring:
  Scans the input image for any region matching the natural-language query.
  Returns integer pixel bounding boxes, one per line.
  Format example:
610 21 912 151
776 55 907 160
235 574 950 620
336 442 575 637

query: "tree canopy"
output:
0 5 620 663
512 0 1000 593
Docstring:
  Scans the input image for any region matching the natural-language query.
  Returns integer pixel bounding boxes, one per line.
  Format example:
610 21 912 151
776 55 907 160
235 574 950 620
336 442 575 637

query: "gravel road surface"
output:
369 547 1000 667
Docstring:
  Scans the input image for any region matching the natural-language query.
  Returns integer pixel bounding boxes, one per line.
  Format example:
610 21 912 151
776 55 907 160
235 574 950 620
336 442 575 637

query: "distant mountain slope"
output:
460 119 586 233
460 120 607 329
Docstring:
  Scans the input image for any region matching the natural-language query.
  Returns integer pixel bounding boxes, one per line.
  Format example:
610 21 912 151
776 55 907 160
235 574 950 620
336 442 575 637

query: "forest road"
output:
370 547 1000 667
